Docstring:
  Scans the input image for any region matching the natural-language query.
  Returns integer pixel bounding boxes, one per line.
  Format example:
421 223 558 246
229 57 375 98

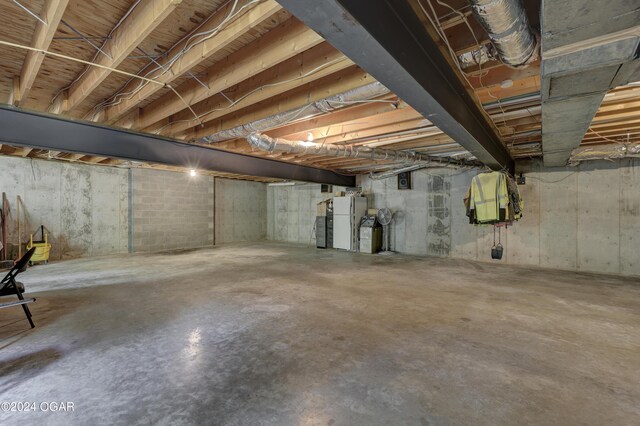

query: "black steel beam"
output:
277 0 513 170
0 106 355 186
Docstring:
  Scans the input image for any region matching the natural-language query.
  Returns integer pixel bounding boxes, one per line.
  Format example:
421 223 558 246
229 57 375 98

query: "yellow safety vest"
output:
469 171 508 224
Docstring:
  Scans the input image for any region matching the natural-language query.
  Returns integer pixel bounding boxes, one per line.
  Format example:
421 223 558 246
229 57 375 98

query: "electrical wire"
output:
202 92 397 145
12 0 47 25
435 0 481 55
418 0 503 159
324 99 399 106
422 0 537 155
587 127 626 144
89 0 265 121
0 40 167 86
64 0 255 118
49 0 143 109
89 0 224 109
60 19 112 61
525 172 577 184
167 86 202 126
418 165 481 177
152 57 349 134
0 38 202 124
444 0 510 130
418 0 463 73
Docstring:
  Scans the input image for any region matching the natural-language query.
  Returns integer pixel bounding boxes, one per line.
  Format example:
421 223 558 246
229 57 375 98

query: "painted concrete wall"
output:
266 184 345 245
267 160 640 277
0 156 268 259
215 178 267 244
0 156 128 259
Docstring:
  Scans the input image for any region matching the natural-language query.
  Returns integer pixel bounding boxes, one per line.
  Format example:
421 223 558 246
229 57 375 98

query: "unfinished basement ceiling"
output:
0 0 638 180
540 0 640 166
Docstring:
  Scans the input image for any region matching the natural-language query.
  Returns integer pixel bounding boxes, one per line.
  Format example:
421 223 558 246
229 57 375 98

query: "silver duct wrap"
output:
568 143 640 165
458 44 494 68
201 82 390 143
469 0 538 68
368 163 435 180
246 133 480 167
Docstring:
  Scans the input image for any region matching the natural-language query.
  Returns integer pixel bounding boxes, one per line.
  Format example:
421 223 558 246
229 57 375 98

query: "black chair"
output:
0 247 37 328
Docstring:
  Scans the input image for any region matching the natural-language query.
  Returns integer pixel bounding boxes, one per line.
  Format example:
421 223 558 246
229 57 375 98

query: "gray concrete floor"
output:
0 242 639 425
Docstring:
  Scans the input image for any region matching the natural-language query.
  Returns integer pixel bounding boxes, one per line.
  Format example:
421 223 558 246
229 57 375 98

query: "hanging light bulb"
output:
189 169 197 177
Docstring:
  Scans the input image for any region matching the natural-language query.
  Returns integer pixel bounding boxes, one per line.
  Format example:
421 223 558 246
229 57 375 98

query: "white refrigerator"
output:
333 196 367 251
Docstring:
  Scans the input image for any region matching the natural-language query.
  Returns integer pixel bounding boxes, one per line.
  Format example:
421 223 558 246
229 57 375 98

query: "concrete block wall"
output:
131 169 268 252
0 156 268 259
214 178 267 243
0 156 128 259
131 169 214 252
267 184 345 245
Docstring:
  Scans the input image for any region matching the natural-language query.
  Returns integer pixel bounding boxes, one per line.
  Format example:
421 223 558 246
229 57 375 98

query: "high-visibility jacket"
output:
468 171 508 224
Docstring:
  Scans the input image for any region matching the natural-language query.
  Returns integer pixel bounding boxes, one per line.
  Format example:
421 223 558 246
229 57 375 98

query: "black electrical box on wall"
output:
398 172 412 190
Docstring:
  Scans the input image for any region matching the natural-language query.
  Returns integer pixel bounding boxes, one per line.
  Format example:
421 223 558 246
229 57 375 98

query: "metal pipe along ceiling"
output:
468 0 538 68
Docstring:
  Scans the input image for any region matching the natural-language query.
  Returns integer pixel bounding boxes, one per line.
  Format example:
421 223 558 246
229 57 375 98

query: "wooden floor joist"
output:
188 66 375 142
265 97 403 139
3 0 640 176
283 108 425 142
18 147 33 157
60 0 182 113
130 17 324 131
150 43 353 136
102 0 284 124
17 0 70 107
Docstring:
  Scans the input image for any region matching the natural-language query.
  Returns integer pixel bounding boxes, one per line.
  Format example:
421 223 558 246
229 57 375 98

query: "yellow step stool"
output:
26 226 51 265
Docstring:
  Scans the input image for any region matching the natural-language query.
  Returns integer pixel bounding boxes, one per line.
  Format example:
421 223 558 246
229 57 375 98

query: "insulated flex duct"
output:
568 143 640 165
468 0 538 68
246 133 481 167
202 82 390 143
